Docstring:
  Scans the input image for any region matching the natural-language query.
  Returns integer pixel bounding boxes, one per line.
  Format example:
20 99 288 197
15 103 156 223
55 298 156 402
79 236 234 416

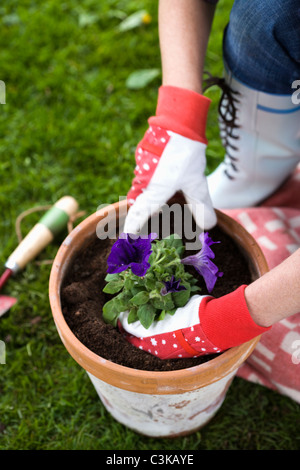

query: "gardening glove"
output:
124 85 217 234
118 285 271 360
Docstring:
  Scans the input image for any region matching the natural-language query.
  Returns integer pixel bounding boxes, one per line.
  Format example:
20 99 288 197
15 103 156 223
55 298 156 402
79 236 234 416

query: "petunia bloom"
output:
181 232 223 293
107 232 157 277
160 276 187 296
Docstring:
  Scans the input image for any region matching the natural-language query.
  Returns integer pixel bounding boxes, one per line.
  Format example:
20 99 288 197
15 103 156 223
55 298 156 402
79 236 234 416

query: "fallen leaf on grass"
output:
126 69 160 90
118 10 151 32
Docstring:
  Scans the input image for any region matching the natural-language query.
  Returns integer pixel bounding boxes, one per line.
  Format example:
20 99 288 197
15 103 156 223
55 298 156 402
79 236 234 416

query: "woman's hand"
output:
124 86 217 234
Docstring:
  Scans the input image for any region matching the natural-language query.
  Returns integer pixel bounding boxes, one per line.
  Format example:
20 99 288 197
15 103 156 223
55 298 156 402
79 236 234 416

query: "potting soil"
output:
61 225 252 371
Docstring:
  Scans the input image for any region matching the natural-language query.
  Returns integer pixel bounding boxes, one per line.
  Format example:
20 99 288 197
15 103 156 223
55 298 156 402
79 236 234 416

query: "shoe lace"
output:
203 72 241 180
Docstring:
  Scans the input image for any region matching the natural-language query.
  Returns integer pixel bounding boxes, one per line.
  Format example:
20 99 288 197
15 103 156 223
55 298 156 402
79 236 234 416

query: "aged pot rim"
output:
49 199 269 395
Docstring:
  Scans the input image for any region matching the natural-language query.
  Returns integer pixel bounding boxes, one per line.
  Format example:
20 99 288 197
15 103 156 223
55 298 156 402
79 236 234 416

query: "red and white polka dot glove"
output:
124 86 217 234
118 286 271 360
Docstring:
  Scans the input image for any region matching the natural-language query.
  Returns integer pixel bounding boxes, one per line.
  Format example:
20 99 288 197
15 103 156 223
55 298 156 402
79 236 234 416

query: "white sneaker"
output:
207 68 300 209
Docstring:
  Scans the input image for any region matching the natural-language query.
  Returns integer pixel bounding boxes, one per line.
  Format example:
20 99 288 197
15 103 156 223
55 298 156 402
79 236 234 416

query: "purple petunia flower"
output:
107 232 157 277
181 232 223 293
161 276 187 296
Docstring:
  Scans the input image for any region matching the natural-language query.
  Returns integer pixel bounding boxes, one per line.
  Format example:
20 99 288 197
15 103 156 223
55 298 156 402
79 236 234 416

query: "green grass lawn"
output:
0 0 299 451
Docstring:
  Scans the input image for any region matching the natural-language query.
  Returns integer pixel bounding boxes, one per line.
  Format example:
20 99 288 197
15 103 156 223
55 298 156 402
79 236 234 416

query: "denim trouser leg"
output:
223 0 300 94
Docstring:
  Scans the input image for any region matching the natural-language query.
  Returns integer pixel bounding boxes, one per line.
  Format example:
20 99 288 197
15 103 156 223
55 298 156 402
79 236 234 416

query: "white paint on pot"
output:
87 369 237 437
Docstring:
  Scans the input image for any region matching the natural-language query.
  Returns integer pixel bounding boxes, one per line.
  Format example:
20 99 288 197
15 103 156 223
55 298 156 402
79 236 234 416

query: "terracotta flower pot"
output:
49 199 268 438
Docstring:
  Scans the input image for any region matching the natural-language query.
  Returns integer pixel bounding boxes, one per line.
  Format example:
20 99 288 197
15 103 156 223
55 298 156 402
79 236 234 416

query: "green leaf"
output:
137 303 156 329
145 272 154 279
127 308 138 324
157 310 166 321
175 264 186 279
102 291 131 326
145 276 156 290
191 285 201 292
153 264 164 275
103 280 123 294
151 298 164 310
126 69 161 90
78 12 99 27
102 299 119 326
131 285 146 296
105 273 121 282
124 277 134 291
2 14 21 26
155 281 164 290
163 234 183 249
147 252 154 266
165 308 177 316
118 10 148 32
115 292 131 312
172 288 191 308
158 307 177 322
176 245 185 258
130 290 149 306
162 295 175 310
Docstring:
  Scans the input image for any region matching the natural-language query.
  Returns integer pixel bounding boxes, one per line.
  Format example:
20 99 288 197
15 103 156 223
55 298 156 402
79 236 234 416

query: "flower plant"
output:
102 232 223 329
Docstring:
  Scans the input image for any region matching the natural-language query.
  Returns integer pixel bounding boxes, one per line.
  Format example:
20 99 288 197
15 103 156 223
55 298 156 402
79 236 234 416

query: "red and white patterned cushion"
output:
225 164 300 403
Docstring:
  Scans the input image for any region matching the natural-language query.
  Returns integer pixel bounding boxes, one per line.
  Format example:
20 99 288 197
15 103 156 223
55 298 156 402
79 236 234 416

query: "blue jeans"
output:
223 0 300 94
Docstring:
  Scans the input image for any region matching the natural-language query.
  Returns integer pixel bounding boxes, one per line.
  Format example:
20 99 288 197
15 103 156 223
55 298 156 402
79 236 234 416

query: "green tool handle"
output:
5 196 79 273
